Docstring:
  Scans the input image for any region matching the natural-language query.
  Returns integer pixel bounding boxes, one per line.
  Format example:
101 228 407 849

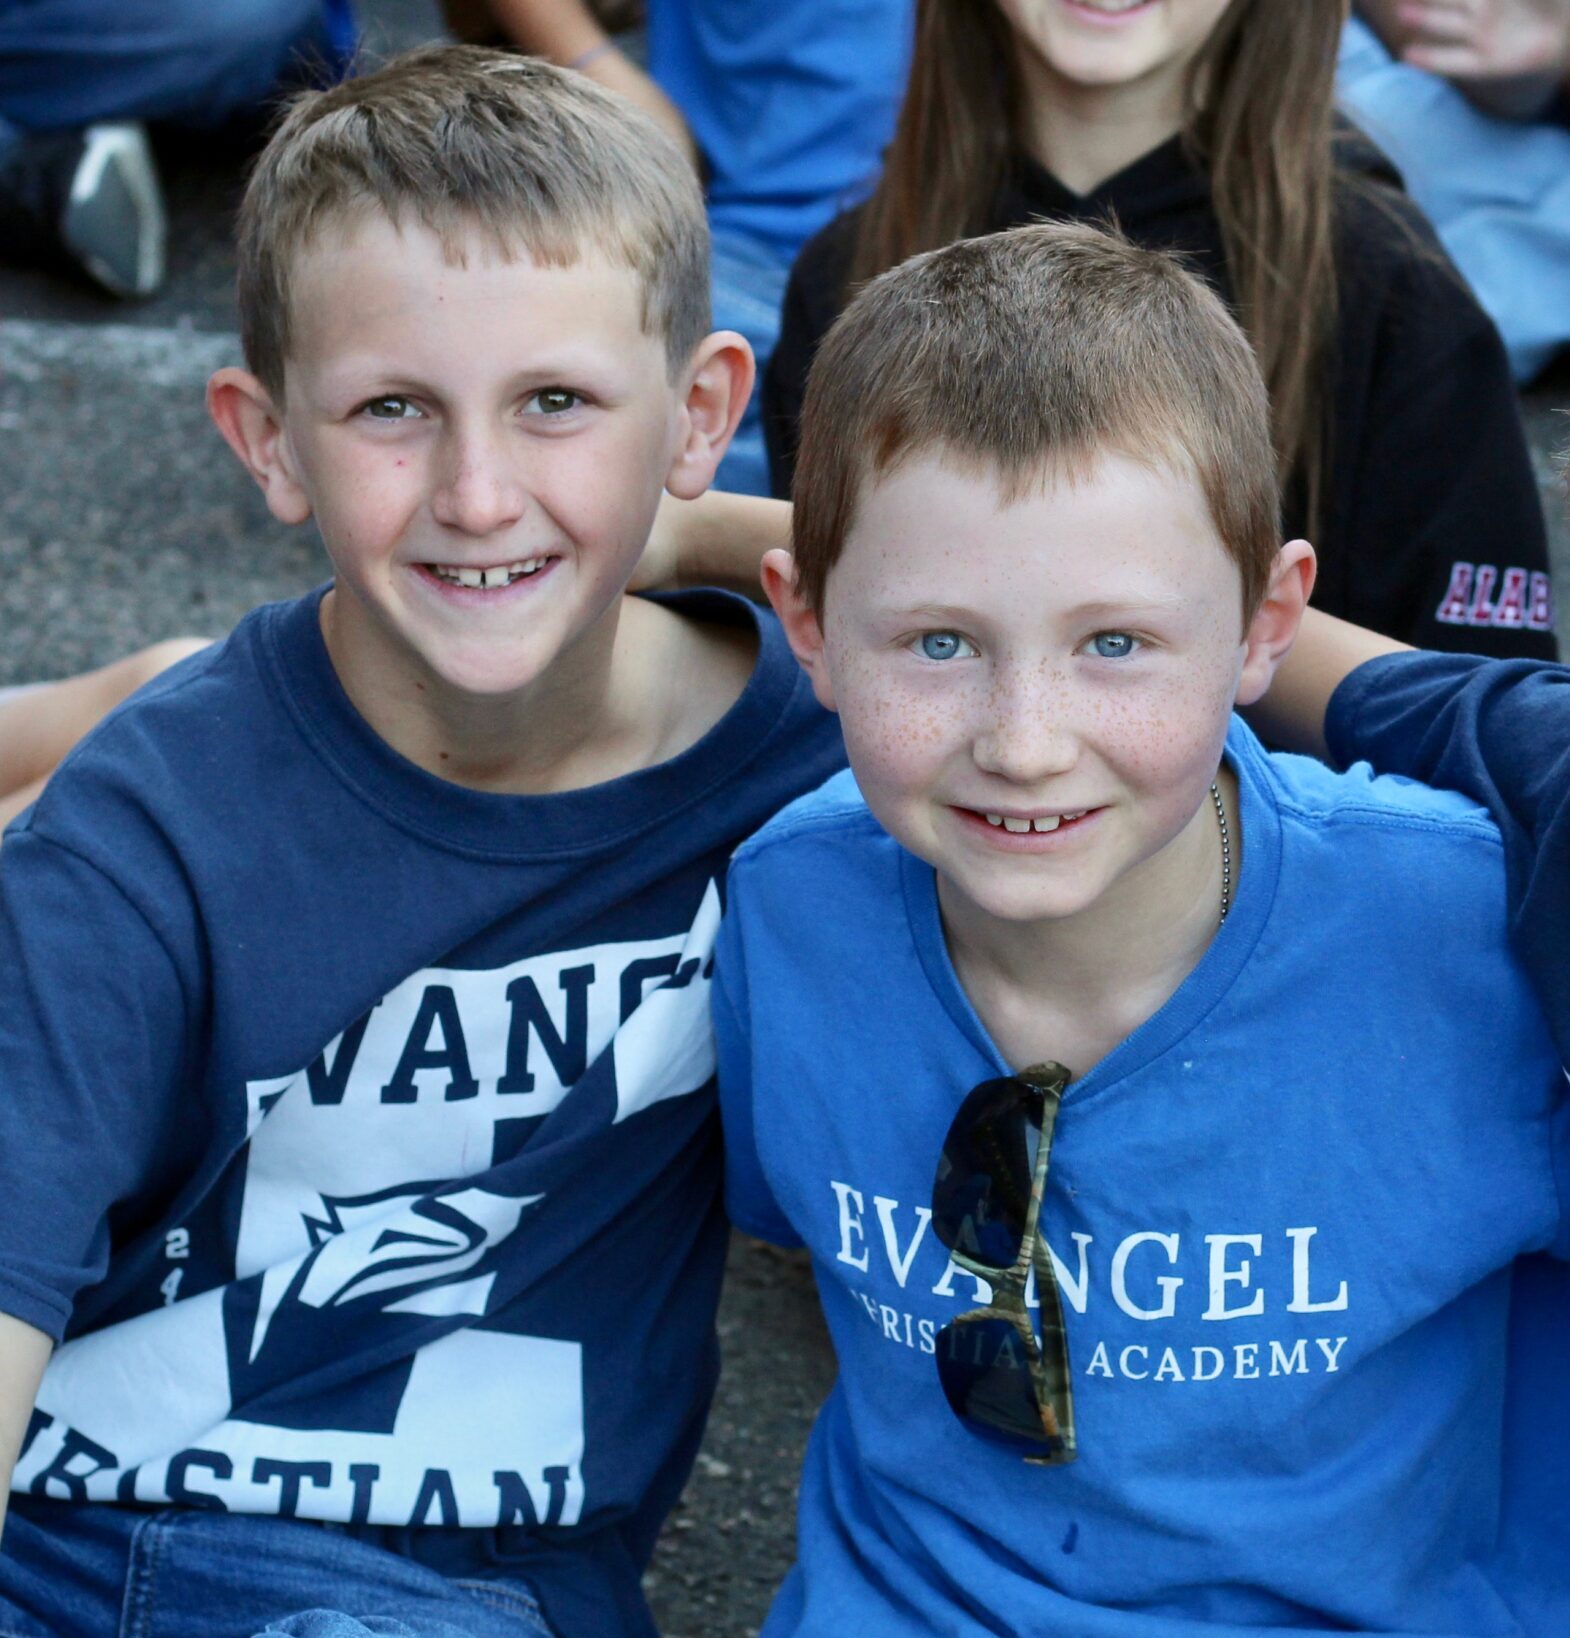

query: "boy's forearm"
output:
0 1313 52 1538
480 0 697 165
1245 608 1410 761
659 491 793 597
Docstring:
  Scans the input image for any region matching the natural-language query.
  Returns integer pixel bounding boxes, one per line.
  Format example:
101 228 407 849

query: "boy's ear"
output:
207 367 313 526
1236 539 1317 707
664 331 756 501
760 548 837 713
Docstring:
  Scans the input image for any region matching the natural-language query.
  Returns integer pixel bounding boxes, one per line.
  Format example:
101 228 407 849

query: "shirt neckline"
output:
258 584 801 860
901 717 1282 1105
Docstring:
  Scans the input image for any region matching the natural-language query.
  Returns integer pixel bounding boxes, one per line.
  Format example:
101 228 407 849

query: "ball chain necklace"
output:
1209 780 1232 924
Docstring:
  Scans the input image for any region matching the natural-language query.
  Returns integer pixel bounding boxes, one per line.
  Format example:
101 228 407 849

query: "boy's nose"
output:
431 429 528 537
972 675 1079 784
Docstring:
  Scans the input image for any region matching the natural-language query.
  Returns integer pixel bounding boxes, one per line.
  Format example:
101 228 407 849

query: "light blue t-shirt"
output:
647 0 912 261
717 718 1570 1635
1337 15 1570 382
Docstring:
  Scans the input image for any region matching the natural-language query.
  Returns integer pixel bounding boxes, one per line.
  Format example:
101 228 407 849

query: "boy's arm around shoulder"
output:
640 491 792 599
1308 632 1570 1069
1246 606 1408 759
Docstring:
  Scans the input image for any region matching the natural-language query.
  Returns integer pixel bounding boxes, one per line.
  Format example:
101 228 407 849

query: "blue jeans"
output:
0 1498 553 1638
709 226 791 498
0 0 351 136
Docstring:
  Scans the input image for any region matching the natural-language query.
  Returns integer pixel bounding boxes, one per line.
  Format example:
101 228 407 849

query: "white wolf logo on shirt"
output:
246 1182 541 1365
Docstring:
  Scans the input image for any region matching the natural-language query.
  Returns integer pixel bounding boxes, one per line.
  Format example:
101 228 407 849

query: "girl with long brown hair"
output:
764 0 1556 660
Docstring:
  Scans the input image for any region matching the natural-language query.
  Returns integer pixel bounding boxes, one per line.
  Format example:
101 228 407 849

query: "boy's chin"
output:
938 870 1108 930
414 650 554 702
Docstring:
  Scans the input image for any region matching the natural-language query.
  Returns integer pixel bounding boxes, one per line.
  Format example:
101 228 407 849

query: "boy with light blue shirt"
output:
716 222 1569 1634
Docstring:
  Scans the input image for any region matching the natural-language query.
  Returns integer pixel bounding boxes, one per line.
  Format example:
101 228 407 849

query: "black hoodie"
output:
762 129 1557 660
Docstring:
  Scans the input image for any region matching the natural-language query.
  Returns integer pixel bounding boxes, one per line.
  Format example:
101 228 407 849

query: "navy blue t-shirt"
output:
1327 650 1570 1064
0 586 843 1638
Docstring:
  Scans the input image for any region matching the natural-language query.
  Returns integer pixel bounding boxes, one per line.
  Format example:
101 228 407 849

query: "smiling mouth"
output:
424 557 554 590
979 809 1091 834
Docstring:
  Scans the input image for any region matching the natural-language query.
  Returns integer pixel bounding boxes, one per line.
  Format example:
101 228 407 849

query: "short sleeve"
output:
0 831 195 1339
1327 650 1570 1073
714 908 802 1248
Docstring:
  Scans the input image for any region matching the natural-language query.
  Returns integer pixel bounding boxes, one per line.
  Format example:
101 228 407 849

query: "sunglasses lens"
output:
935 1315 1068 1461
932 1075 1042 1271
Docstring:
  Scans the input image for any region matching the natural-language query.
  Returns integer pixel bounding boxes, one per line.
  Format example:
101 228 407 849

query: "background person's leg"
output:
0 0 335 134
708 226 790 498
0 0 344 297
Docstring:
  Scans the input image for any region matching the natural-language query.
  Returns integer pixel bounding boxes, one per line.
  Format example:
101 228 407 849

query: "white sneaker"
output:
61 122 166 299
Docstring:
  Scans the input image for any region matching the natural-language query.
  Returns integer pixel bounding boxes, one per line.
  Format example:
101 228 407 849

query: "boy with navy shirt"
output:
0 46 842 1638
716 222 1570 1634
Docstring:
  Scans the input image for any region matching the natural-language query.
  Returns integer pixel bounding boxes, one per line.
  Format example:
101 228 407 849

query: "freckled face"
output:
818 449 1249 930
279 214 687 702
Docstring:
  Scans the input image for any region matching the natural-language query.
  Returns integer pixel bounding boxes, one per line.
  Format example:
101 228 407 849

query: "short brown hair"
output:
792 221 1282 620
236 44 710 398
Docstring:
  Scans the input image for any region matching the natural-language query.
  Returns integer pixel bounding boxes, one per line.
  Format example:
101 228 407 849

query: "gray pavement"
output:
0 5 1565 1632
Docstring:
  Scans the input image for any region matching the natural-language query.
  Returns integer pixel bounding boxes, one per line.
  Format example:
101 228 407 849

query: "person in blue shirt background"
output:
1338 0 1570 383
0 0 357 300
439 0 913 496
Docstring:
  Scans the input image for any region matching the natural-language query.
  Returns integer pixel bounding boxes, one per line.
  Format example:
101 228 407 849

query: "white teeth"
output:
983 810 1082 832
430 557 549 589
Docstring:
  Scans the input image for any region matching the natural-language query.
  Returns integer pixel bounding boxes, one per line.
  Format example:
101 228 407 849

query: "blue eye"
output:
362 395 418 420
918 631 974 662
1090 632 1138 659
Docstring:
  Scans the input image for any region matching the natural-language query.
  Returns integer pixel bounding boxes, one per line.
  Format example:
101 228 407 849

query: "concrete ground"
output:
0 3 1565 1632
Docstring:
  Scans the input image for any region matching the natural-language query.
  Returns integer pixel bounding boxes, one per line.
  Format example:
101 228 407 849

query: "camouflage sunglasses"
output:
931 1062 1076 1465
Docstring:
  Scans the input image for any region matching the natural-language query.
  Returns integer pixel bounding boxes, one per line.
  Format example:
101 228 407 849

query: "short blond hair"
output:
236 44 710 397
792 221 1282 621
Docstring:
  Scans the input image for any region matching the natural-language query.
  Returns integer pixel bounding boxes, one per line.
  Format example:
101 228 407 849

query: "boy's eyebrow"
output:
310 347 636 398
1056 594 1192 621
881 594 1192 624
